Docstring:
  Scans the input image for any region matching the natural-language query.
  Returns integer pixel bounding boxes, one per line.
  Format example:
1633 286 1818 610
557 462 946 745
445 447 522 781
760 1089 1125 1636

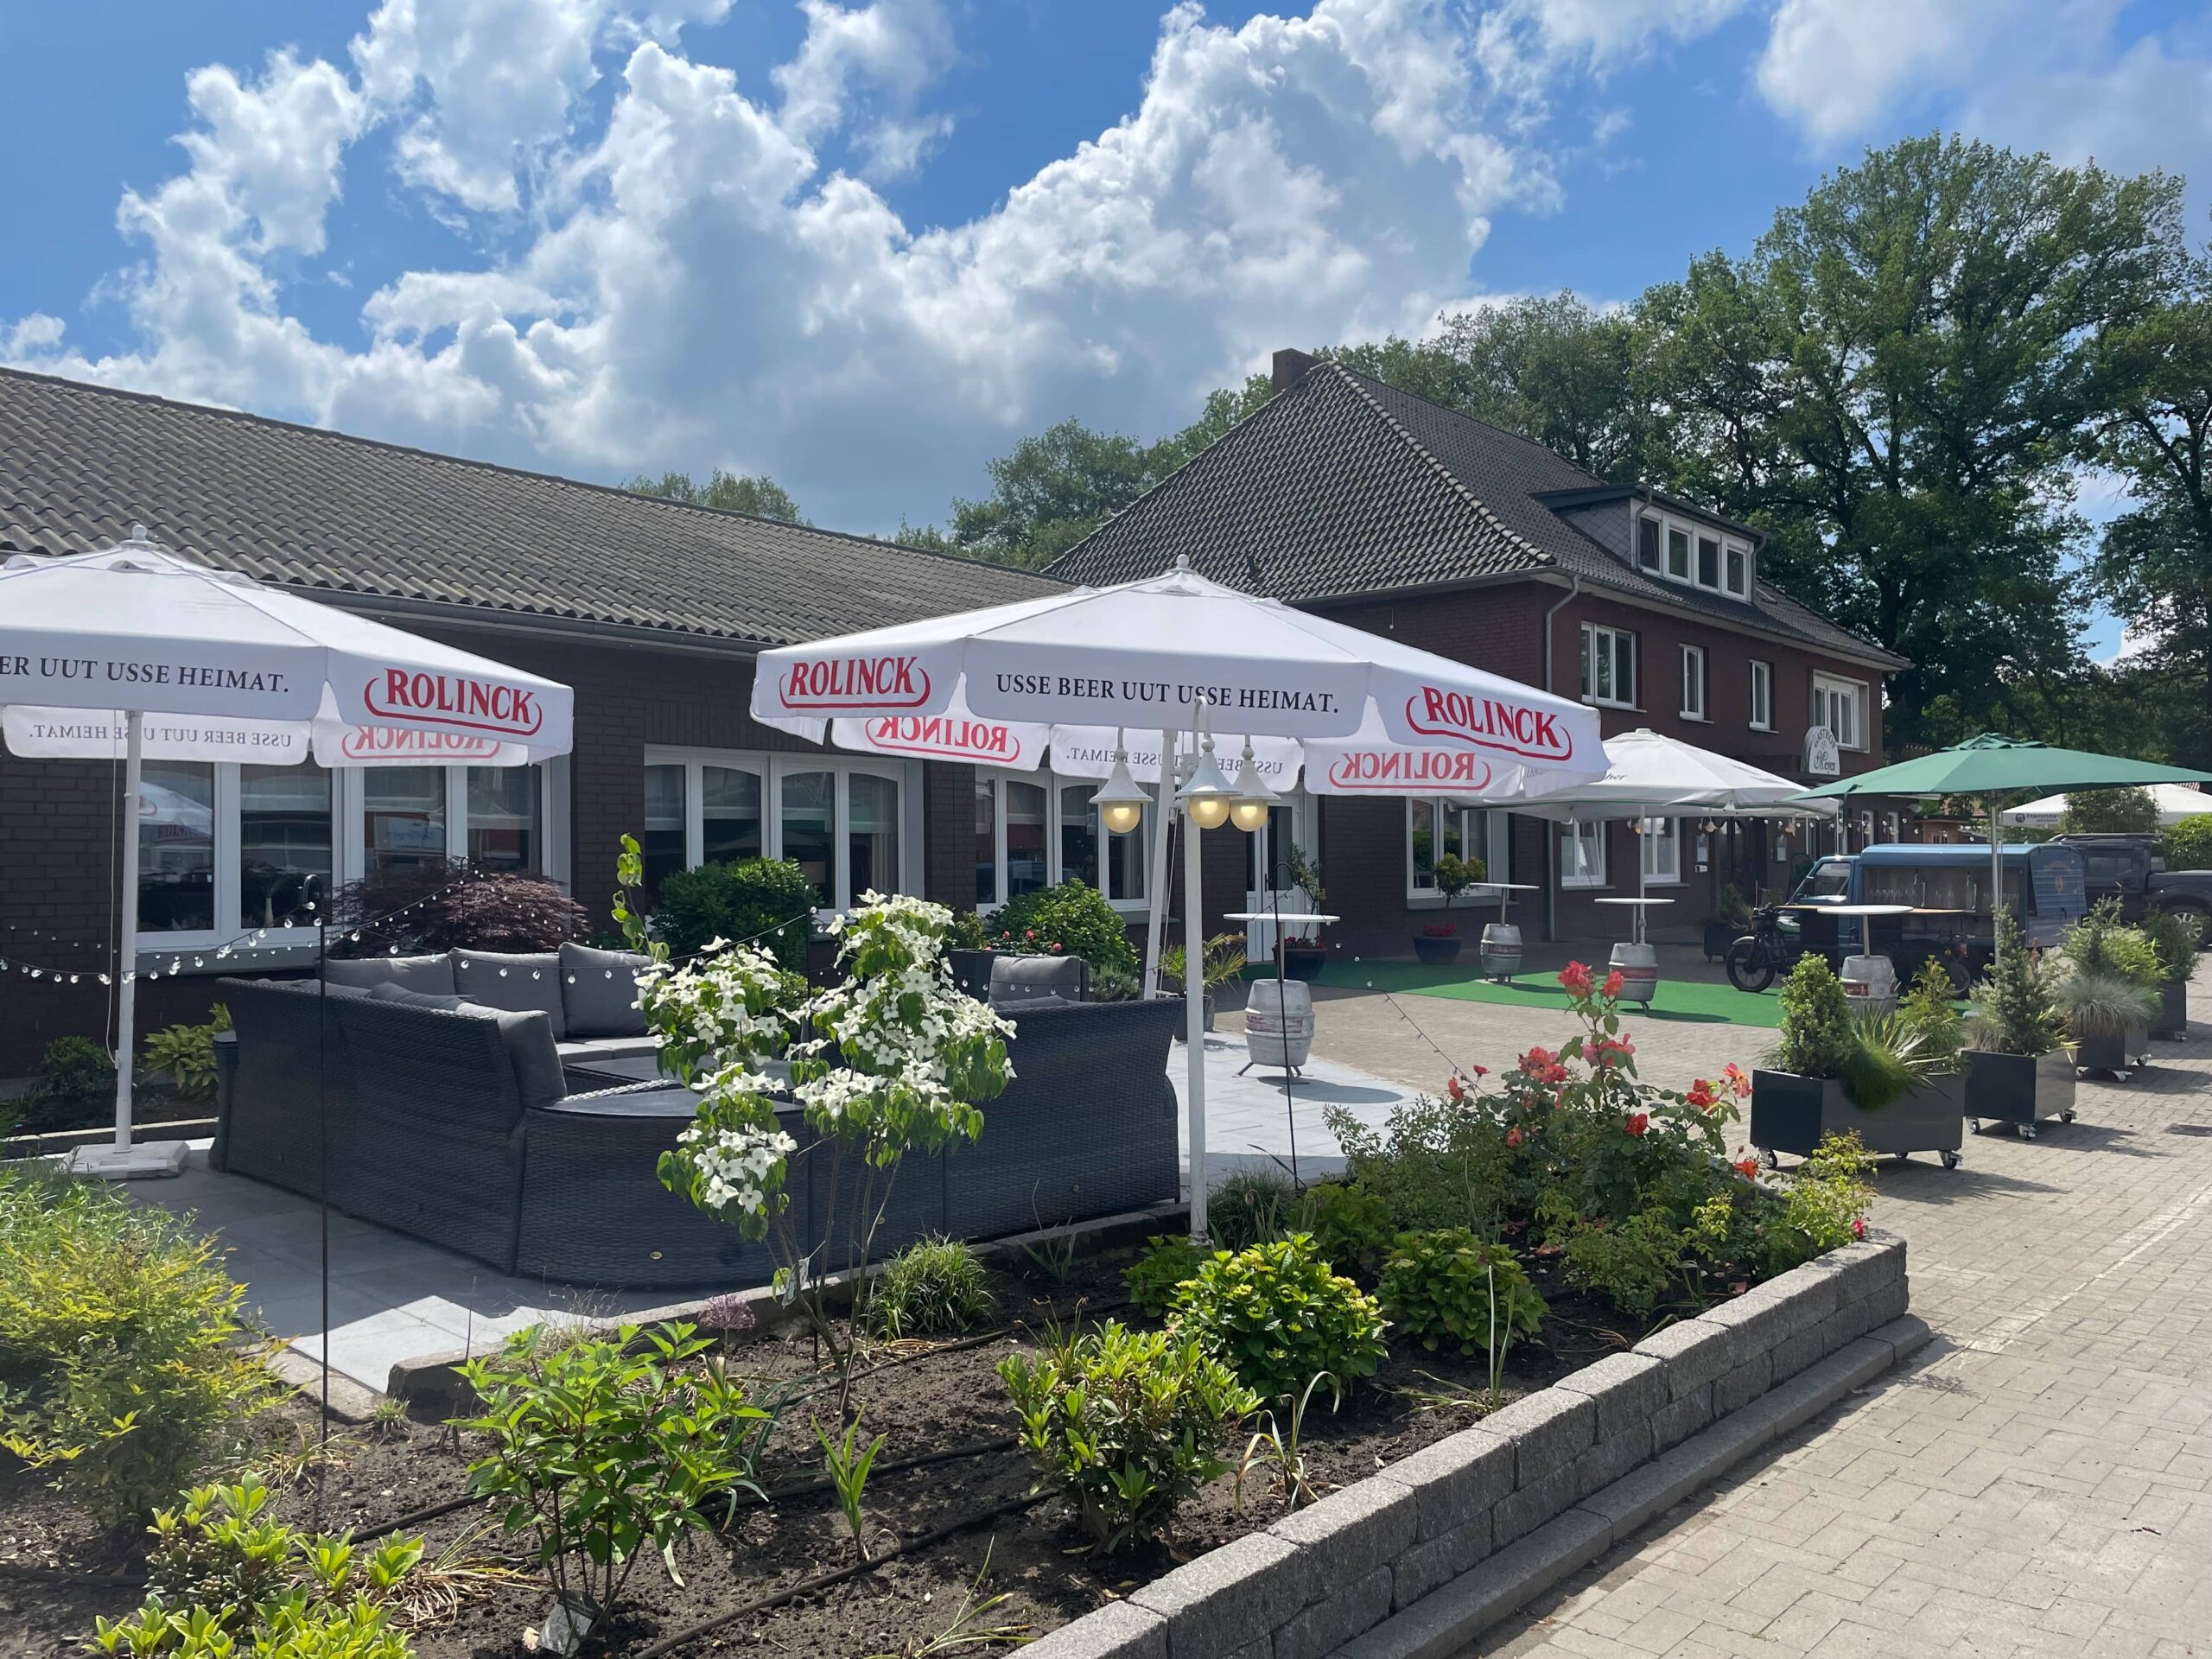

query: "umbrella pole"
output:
1991 792 2006 924
113 710 142 1157
1143 725 1175 997
1184 756 1208 1243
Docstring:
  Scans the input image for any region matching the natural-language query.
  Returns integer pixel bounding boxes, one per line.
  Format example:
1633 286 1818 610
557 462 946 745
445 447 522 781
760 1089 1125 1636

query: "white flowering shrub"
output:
636 941 793 1087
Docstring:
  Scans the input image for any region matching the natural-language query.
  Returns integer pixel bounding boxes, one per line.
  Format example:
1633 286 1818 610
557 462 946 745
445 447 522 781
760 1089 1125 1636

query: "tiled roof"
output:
1049 361 1905 668
0 367 1062 648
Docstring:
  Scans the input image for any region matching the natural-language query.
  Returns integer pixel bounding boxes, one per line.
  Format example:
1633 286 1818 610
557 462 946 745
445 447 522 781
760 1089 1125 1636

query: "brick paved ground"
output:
1305 951 2212 1659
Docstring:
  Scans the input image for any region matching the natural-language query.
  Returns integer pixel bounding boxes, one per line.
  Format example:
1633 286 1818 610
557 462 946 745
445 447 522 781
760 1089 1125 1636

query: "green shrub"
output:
987 881 1137 976
1123 1233 1203 1319
1295 1181 1396 1275
1773 956 1857 1081
2061 899 2164 990
651 857 817 968
2164 813 2212 874
90 1478 427 1656
1560 1210 1688 1316
1205 1167 1302 1253
1171 1235 1389 1404
1754 1133 1876 1277
1090 968 1141 1002
22 1035 118 1132
2142 908 2200 982
142 1007 232 1104
1325 1094 1507 1236
1376 1230 1547 1357
456 1322 775 1621
1970 910 2064 1057
945 910 990 951
0 1166 274 1523
998 1320 1258 1553
870 1236 996 1338
1897 963 1965 1072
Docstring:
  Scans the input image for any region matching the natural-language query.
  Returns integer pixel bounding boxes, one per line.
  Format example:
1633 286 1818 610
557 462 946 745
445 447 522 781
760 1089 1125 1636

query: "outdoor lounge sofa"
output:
212 973 1179 1288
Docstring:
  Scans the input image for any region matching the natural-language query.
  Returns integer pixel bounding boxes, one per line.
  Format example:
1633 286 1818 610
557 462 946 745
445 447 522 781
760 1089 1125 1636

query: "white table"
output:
1481 881 1542 928
1594 894 1673 946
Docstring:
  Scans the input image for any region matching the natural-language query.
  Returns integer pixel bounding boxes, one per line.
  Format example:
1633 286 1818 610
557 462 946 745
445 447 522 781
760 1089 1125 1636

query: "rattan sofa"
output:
213 979 1180 1288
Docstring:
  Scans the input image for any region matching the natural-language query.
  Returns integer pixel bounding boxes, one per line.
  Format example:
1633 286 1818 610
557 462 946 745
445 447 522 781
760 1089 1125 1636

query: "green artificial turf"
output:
1310 958 1787 1027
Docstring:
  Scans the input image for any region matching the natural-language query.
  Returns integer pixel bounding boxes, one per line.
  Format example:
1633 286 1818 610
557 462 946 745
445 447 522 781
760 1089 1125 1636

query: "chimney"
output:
1271 348 1318 393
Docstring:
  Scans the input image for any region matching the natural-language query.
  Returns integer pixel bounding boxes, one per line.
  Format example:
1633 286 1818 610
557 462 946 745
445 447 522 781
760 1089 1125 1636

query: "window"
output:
1637 506 1753 597
973 771 1151 911
1666 524 1691 582
1640 817 1681 885
645 749 908 913
238 764 329 928
1696 534 1720 589
363 767 448 879
1558 821 1606 888
1408 801 1508 902
702 766 762 864
848 772 900 901
642 764 688 891
140 761 216 934
1680 645 1708 720
1580 623 1637 708
780 770 836 906
1811 674 1866 751
467 766 539 872
1636 514 1662 572
1749 660 1772 731
1725 540 1750 597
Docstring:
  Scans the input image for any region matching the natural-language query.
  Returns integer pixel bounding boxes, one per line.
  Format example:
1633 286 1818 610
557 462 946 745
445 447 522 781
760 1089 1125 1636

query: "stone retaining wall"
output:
1027 1233 1915 1659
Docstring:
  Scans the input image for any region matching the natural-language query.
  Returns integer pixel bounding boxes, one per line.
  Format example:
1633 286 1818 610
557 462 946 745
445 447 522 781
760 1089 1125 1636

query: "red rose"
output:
1025 929 1036 940
1853 1217 1867 1240
1469 1064 1490 1078
1506 1127 1524 1149
1602 969 1624 998
1733 1156 1760 1180
1558 961 1594 997
1624 1112 1649 1137
1519 1046 1552 1075
1687 1082 1719 1110
1446 1075 1466 1103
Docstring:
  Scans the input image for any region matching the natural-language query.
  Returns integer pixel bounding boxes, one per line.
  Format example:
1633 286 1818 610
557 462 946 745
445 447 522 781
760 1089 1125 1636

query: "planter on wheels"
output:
2075 1020 2150 1080
1702 920 1739 963
1963 1048 2075 1140
1750 1068 1964 1167
2154 978 2188 1042
1413 933 1462 966
1281 943 1325 982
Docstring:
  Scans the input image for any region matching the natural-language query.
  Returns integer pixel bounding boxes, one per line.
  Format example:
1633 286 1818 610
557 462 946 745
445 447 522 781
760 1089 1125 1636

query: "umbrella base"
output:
67 1141 190 1181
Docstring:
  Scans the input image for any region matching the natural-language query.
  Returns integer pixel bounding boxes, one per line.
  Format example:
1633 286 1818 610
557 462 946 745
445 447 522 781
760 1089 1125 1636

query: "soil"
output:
0 1251 1660 1659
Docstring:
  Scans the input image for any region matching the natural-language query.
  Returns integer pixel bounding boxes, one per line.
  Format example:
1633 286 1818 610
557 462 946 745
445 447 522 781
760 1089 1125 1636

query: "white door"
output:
1243 791 1316 963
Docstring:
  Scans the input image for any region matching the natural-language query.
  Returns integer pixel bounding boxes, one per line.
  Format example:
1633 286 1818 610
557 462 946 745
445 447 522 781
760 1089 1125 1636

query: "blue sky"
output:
6 2 2210 658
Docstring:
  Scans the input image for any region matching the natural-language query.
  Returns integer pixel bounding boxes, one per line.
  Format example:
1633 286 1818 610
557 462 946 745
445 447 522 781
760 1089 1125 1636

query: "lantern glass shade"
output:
1229 798 1270 833
1102 799 1144 836
1186 794 1232 830
1093 746 1149 837
1177 735 1237 830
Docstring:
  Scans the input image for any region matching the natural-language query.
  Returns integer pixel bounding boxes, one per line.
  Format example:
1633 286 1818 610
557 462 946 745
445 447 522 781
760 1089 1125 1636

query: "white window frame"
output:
1679 645 1709 721
1639 816 1681 887
1635 512 1662 573
1811 674 1867 753
1636 504 1755 599
972 769 1153 914
644 746 918 918
1748 660 1773 731
1558 820 1607 889
1580 623 1638 709
1724 537 1752 598
1406 801 1510 906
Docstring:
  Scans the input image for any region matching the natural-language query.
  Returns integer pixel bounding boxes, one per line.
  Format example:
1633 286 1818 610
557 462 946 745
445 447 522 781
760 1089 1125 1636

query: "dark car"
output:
2051 834 2212 946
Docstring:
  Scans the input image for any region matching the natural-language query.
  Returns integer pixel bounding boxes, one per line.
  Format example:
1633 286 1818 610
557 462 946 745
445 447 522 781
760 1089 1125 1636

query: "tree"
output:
628 467 804 524
1638 136 2187 747
2057 787 2162 835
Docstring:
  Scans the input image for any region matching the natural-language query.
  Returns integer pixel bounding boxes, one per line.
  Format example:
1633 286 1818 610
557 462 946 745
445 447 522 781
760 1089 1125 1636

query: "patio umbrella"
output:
0 529 574 1177
1796 734 2212 920
2001 783 2212 830
752 557 1605 1236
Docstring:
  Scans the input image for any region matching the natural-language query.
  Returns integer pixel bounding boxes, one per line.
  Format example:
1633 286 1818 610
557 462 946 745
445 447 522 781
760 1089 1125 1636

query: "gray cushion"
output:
322 952 455 995
988 955 1090 1005
453 1001 567 1112
365 982 467 1013
994 990 1070 1014
558 943 652 1038
452 950 566 1039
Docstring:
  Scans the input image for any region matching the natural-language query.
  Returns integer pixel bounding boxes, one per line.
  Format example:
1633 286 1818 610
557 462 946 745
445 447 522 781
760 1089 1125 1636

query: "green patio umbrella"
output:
1796 734 2212 915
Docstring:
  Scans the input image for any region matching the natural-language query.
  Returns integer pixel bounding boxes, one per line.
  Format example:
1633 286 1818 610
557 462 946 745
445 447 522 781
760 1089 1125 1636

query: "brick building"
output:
0 354 1899 1076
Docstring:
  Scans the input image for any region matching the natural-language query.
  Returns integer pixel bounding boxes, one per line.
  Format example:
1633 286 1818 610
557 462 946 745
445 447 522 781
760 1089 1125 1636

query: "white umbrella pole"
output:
1142 723 1174 996
113 710 143 1155
1185 785 1208 1242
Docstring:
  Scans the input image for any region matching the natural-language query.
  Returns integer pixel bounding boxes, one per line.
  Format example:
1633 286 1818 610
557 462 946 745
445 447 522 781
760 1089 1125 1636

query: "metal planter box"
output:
2075 1020 2150 1078
1750 1068 1964 1166
2155 978 2188 1042
1963 1047 2075 1137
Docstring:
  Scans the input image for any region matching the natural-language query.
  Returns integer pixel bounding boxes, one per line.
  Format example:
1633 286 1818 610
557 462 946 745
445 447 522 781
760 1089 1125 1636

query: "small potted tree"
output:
1701 884 1753 963
2052 901 2162 1079
2142 907 2195 1042
1750 954 1964 1167
1964 909 2075 1137
1281 841 1327 982
1414 851 1484 964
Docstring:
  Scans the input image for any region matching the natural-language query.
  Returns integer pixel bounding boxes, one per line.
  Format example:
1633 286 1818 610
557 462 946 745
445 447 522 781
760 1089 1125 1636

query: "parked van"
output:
1788 842 2088 974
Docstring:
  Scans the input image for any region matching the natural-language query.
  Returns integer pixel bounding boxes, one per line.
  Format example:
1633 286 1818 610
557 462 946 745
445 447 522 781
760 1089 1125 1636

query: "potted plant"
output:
2052 900 2163 1079
944 909 996 999
1413 851 1484 964
1702 884 1753 963
1281 841 1327 982
1963 908 2075 1137
1750 954 1964 1167
2142 906 2195 1042
1160 932 1249 1035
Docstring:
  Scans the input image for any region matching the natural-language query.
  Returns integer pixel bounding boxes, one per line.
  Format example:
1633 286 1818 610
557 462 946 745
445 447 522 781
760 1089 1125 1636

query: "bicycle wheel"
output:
1725 937 1776 994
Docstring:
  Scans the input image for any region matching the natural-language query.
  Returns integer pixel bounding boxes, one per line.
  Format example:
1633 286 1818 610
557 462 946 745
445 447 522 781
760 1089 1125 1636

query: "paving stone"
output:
1266 1471 1417 1599
1128 1533 1306 1659
1271 1567 1391 1659
1482 1388 1597 1487
1341 1507 1613 1659
1632 1317 1736 1399
1551 1351 1668 1443
1382 1427 1514 1542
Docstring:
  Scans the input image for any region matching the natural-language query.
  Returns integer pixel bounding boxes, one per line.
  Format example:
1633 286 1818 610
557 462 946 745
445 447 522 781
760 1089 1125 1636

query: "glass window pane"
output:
1409 799 1437 891
1104 788 1149 902
1593 631 1613 701
642 763 687 891
239 764 330 928
1637 516 1661 570
975 779 999 906
1667 525 1690 579
467 766 538 872
1059 781 1099 889
702 766 762 864
365 766 448 880
781 770 836 906
1006 780 1047 897
1697 535 1720 588
848 772 900 903
1726 543 1747 593
1614 633 1635 704
139 761 215 932
1580 628 1593 698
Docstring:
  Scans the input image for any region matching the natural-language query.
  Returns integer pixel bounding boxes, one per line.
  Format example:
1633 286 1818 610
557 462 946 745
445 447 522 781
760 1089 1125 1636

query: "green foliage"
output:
1282 841 1326 915
650 856 817 968
1432 852 1485 908
455 1322 773 1620
998 1320 1259 1553
627 467 804 524
1122 1234 1203 1320
1970 909 2066 1057
870 1237 996 1339
1774 957 1858 1082
2053 968 2162 1042
1897 963 1966 1072
2141 908 2200 982
22 1035 118 1130
944 910 990 951
1236 1370 1338 1514
1376 1231 1547 1357
2164 813 2212 872
0 1166 274 1524
1558 1210 1688 1317
2058 788 2163 835
816 1416 887 1561
2061 900 2164 989
1159 932 1248 995
1294 1181 1396 1276
142 1007 232 1103
1170 1236 1388 1405
90 1478 426 1656
1756 1135 1877 1278
985 880 1137 976
1204 1167 1302 1254
1089 968 1141 1003
1325 1094 1507 1237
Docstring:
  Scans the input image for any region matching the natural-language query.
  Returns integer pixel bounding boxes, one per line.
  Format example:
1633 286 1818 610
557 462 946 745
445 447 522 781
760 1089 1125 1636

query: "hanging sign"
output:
1803 726 1841 778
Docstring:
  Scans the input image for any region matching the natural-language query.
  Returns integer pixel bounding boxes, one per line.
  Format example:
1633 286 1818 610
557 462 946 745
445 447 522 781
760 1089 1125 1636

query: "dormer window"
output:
1726 540 1749 597
1637 514 1662 572
1666 524 1691 582
1696 534 1720 588
1637 501 1755 600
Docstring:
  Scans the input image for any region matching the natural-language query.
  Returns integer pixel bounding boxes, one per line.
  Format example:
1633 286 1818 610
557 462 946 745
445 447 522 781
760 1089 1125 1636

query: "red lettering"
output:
1401 688 1573 761
360 671 546 737
779 655 932 711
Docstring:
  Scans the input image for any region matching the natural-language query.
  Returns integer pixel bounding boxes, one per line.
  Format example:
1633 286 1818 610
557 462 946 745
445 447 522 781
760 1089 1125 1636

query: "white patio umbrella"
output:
2001 783 2212 830
0 530 574 1177
753 559 1605 1236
